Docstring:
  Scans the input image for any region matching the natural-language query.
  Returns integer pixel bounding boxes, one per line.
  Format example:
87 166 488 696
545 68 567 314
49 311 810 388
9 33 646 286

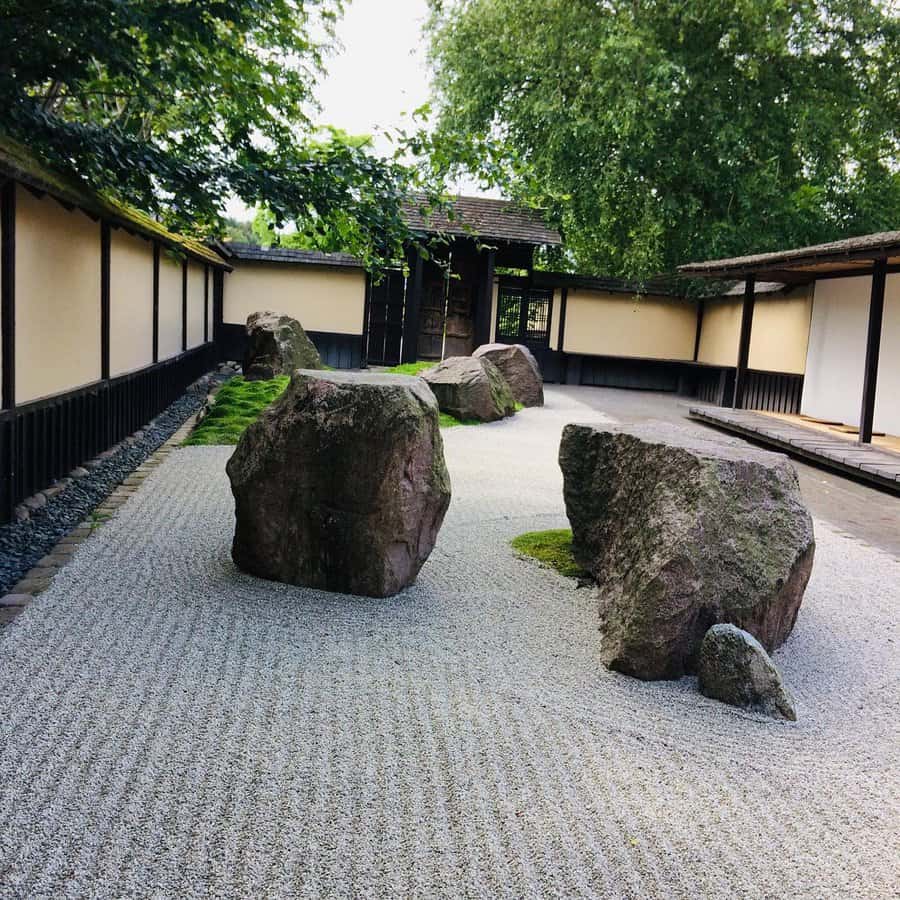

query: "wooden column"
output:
693 300 704 362
474 249 495 347
203 265 209 344
181 258 188 352
1 180 15 409
212 269 224 352
558 287 569 383
859 257 887 444
733 276 755 408
100 222 111 380
401 247 423 365
152 242 160 363
360 272 372 368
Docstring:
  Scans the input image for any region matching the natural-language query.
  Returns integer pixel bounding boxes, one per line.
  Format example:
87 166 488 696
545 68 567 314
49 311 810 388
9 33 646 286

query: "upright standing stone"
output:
227 370 451 598
473 343 544 407
243 310 323 380
559 424 815 680
421 356 516 422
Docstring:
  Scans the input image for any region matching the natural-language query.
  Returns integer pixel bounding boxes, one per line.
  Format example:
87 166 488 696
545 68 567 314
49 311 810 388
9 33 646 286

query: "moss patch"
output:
384 360 438 376
184 375 289 446
510 529 585 579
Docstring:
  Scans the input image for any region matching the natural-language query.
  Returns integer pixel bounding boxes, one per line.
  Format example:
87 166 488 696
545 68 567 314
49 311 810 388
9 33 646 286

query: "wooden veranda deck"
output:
689 406 900 495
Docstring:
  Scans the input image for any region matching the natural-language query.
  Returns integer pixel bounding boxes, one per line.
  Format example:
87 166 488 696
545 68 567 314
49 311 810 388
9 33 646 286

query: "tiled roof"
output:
218 242 364 268
403 195 562 246
680 231 900 276
0 135 229 269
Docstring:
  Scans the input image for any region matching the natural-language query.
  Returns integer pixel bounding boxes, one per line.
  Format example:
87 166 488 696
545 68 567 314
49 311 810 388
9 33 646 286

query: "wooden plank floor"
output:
688 406 900 495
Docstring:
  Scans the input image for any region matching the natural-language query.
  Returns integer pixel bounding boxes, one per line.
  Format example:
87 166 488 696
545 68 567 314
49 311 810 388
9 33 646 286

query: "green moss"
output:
510 529 585 579
384 360 438 376
184 375 289 445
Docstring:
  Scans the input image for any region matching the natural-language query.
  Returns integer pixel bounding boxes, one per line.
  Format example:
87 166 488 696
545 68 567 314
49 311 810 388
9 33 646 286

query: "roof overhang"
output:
679 231 900 283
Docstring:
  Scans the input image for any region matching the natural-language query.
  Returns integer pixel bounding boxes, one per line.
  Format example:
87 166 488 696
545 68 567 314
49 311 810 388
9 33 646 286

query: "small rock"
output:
14 505 30 523
243 311 323 380
69 467 90 479
23 493 47 512
472 343 544 407
0 593 33 608
421 356 516 422
698 624 797 720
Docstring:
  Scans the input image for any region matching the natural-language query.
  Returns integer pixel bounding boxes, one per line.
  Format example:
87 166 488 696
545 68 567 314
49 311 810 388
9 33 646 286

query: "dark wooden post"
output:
401 247 423 364
203 265 209 344
100 222 111 380
859 257 887 444
181 258 188 352
1 180 15 410
360 272 372 368
693 300 704 362
212 269 224 357
474 249 495 347
152 241 160 363
733 276 755 408
558 287 569 384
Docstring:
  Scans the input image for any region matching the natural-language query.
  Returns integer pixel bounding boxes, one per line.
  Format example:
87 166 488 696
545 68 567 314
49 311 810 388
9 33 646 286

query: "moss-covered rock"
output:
243 310 323 380
227 370 451 597
559 424 815 680
421 356 515 422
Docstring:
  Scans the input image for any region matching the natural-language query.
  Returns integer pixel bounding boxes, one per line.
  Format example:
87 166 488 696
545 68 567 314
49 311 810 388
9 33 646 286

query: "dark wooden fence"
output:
0 343 216 523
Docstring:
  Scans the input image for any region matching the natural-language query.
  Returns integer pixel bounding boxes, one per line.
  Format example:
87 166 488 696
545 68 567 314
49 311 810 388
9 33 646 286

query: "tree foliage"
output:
0 0 426 266
427 0 900 278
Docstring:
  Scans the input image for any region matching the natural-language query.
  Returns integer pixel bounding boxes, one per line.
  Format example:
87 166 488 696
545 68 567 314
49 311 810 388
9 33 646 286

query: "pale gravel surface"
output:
0 386 898 899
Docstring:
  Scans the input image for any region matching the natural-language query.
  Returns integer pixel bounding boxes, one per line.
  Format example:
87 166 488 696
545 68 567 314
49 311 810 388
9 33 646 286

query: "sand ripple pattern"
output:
0 388 897 899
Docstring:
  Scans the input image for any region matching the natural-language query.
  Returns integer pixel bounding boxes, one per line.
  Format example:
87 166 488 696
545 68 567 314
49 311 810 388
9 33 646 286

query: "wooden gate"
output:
366 270 406 366
495 285 553 348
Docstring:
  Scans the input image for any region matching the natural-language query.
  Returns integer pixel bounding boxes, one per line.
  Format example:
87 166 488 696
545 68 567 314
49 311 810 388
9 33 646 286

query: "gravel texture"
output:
0 375 220 595
0 386 897 898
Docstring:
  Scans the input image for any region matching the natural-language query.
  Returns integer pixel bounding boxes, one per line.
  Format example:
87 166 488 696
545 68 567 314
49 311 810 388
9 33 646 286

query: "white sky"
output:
226 0 487 221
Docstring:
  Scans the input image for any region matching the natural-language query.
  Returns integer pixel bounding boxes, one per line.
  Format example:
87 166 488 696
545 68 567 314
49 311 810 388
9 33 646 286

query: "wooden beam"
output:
693 300 704 362
360 272 372 368
858 257 887 444
401 247 423 364
1 181 15 409
181 259 188 352
152 242 160 363
557 287 568 351
203 265 209 344
733 277 755 408
212 269 224 351
100 222 111 380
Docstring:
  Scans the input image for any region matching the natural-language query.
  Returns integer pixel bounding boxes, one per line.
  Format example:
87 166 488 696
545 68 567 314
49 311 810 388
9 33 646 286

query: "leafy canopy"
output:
427 0 900 279
0 0 426 266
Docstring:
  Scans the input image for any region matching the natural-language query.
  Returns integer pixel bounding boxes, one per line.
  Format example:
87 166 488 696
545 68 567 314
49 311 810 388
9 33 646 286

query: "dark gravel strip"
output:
0 373 224 595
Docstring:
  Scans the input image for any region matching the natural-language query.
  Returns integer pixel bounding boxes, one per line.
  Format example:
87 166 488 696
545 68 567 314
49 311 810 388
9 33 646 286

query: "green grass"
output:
184 375 289 446
510 529 585 579
383 360 438 376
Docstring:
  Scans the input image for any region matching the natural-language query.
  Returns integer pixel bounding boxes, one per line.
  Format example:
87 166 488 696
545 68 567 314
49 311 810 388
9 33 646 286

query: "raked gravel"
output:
0 386 897 899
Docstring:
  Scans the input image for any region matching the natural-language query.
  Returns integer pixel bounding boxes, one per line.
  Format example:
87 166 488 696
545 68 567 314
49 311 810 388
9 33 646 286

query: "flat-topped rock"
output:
421 356 516 422
473 343 544 407
227 370 451 597
243 310 323 380
559 423 815 680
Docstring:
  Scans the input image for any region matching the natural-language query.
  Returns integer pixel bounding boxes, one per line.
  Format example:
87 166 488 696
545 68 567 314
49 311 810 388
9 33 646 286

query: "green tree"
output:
0 0 425 267
427 0 900 279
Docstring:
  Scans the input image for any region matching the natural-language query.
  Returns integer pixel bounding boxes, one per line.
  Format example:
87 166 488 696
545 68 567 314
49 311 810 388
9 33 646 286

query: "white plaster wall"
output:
109 229 154 376
801 274 900 434
157 254 183 360
186 261 206 349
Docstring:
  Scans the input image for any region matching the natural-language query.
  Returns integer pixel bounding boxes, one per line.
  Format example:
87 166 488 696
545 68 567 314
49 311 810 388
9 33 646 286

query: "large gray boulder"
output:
559 424 815 680
421 356 516 422
473 343 544 407
227 370 451 598
698 624 797 720
243 310 323 381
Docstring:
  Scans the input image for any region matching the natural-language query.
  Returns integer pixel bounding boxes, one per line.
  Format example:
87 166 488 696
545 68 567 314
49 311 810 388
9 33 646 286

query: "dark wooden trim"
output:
557 287 568 352
693 300 704 362
152 241 160 363
1 180 15 410
212 268 224 347
401 248 424 364
203 265 209 344
859 257 887 444
733 276 755 408
181 258 188 352
100 221 111 380
360 272 372 367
